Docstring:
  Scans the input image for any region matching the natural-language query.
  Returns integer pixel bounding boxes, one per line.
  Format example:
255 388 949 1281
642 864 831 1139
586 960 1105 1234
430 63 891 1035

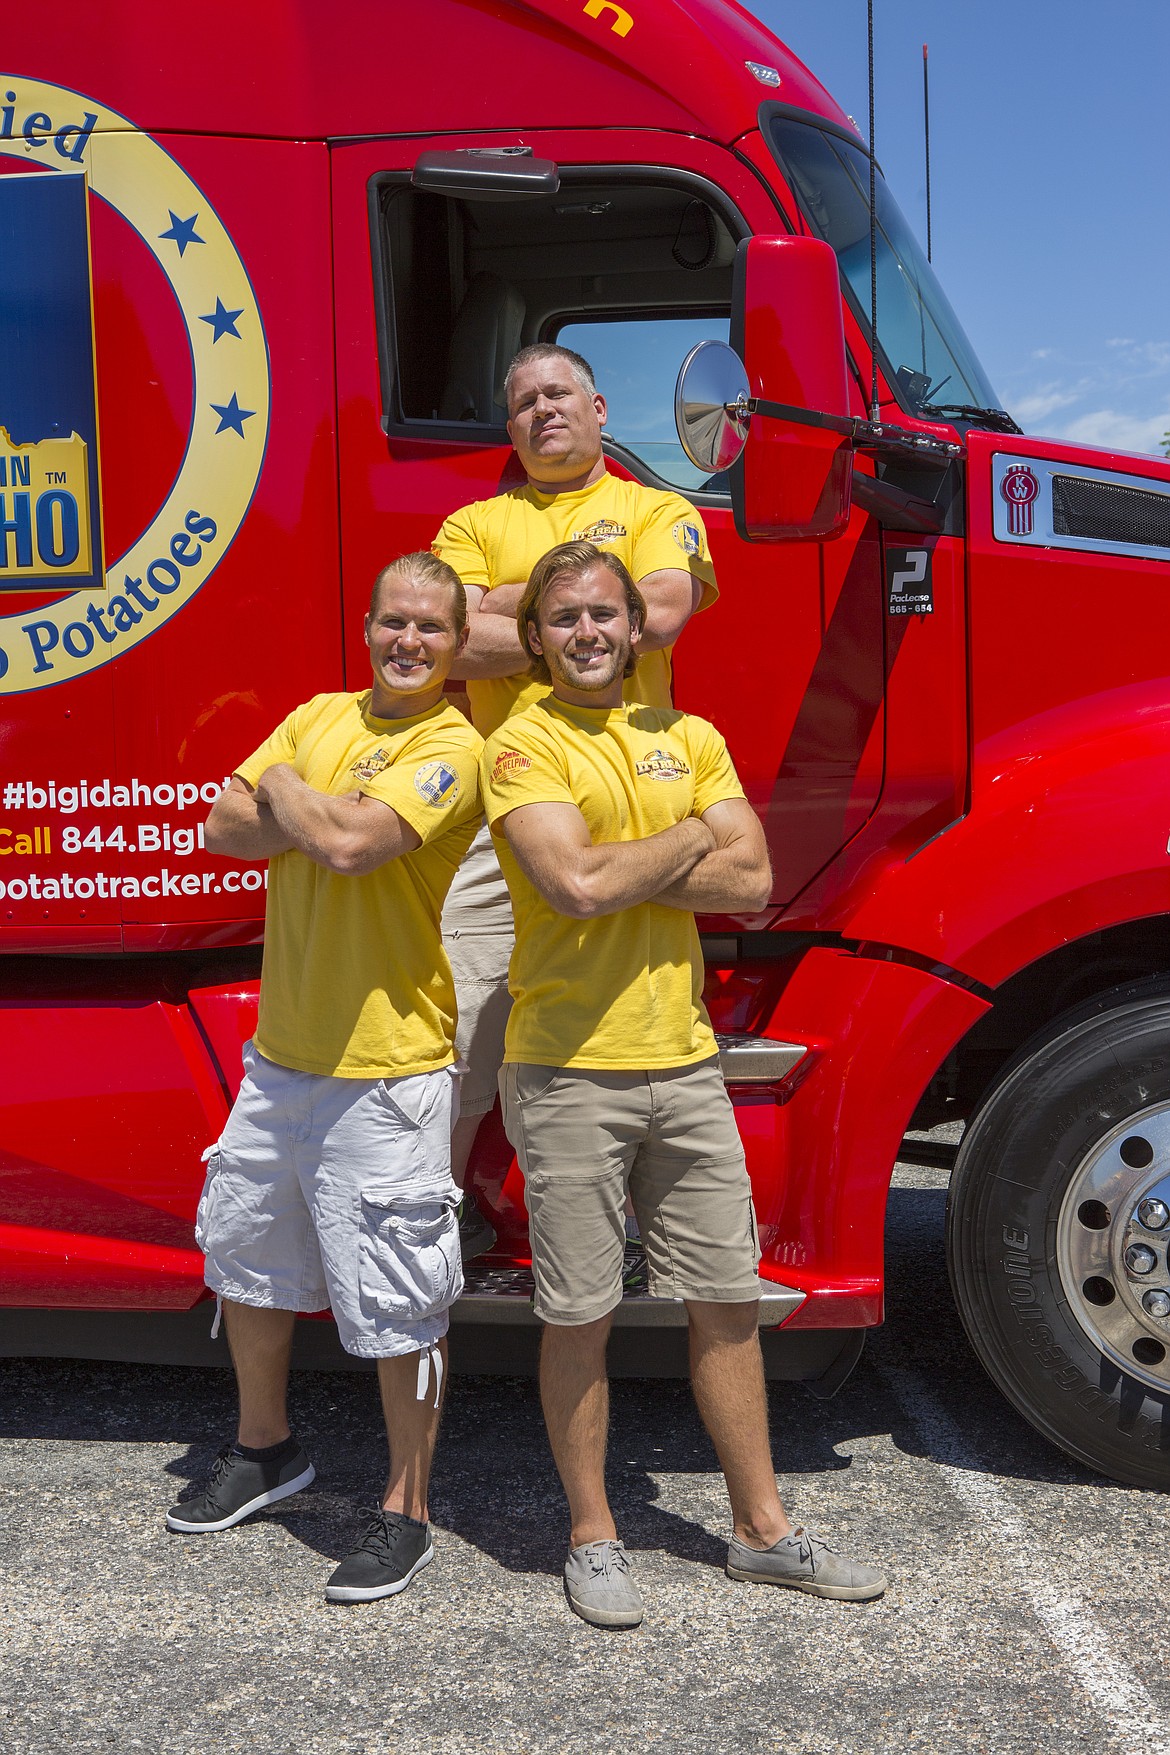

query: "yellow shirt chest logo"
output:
635 747 691 782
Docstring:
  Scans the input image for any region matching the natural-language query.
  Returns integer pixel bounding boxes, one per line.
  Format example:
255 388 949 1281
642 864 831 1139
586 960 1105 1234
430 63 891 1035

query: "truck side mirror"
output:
675 236 853 542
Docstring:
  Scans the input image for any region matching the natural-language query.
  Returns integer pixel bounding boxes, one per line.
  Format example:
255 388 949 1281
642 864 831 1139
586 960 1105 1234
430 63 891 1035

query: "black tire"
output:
946 979 1170 1489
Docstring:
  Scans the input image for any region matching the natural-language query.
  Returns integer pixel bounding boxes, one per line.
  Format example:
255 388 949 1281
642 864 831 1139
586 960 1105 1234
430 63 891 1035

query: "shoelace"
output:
206 1444 236 1491
786 1528 838 1573
586 1543 631 1581
353 1508 407 1556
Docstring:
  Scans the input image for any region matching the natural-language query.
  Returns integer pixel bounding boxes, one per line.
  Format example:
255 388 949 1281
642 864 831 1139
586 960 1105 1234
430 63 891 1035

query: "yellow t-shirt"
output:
237 693 483 1079
433 471 718 737
481 698 745 1070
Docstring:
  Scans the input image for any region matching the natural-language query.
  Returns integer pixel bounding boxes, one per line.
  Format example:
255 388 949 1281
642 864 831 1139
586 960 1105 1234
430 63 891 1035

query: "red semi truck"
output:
3 1 1169 1491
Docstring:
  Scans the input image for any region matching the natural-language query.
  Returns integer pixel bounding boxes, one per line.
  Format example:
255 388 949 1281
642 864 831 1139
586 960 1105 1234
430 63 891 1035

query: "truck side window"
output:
373 175 739 496
555 315 730 492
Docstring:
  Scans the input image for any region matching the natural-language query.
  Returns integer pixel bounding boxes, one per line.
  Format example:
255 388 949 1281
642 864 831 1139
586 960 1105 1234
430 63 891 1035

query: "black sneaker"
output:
457 1192 497 1261
166 1439 315 1533
621 1238 648 1296
325 1508 434 1603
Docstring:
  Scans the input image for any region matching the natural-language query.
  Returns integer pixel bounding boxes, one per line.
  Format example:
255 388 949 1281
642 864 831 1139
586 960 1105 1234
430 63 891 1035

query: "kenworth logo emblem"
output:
1000 464 1040 536
0 77 271 694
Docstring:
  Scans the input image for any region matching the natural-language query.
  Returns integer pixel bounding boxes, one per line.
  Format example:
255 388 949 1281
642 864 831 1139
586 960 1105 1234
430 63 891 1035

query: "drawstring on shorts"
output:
415 1343 444 1407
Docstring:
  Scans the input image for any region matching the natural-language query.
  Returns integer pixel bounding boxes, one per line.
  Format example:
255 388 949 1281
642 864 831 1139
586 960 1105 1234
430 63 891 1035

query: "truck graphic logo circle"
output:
0 76 270 694
1001 463 1040 536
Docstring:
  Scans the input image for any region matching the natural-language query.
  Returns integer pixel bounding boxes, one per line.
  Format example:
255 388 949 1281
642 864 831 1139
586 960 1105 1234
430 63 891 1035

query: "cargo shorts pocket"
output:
377 1073 445 1131
194 1146 222 1254
357 1191 463 1324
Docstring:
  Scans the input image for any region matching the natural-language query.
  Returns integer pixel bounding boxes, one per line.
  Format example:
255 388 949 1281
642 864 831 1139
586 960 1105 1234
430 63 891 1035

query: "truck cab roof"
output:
10 0 850 144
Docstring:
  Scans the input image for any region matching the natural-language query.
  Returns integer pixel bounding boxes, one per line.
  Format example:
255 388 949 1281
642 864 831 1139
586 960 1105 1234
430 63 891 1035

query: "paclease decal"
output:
0 77 271 693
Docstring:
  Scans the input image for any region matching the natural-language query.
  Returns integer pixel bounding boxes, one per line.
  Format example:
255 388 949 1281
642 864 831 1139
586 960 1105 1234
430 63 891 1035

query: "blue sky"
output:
749 0 1170 456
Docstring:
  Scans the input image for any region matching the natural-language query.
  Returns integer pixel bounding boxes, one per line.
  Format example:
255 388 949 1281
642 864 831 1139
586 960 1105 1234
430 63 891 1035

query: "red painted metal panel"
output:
746 948 987 1321
187 981 260 1099
830 435 1170 984
0 135 339 952
737 236 853 541
3 0 846 147
965 430 1170 747
0 1225 207 1309
842 679 1170 988
111 135 340 939
777 530 969 929
0 984 227 1306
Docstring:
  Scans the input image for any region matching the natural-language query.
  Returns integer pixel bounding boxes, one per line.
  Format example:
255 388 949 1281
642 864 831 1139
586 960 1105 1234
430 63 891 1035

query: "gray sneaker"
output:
726 1526 886 1601
563 1539 644 1629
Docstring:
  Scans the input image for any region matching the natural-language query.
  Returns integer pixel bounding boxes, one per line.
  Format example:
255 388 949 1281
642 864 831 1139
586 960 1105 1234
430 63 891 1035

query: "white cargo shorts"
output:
196 1042 463 1359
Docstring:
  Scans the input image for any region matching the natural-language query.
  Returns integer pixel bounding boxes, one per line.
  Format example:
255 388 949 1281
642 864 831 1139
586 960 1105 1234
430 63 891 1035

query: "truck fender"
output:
841 680 1170 991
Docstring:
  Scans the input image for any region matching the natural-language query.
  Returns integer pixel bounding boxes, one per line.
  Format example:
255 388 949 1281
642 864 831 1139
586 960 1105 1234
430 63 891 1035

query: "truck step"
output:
452 1262 803 1328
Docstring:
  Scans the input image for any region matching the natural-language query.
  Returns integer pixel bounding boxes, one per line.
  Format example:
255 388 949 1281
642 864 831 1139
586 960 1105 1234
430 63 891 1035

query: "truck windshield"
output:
768 114 1003 421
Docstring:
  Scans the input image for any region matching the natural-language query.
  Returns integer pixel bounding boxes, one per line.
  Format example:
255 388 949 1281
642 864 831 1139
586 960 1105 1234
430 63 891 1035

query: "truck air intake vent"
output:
1051 475 1170 549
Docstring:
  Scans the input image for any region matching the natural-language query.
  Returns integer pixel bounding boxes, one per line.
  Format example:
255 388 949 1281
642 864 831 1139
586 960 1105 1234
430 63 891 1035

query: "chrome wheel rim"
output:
1057 1099 1170 1393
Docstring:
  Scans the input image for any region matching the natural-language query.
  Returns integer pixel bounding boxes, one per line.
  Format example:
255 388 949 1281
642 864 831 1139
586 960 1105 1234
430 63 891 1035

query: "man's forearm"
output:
552 818 714 918
632 569 703 654
478 582 525 617
204 789 295 860
449 612 528 680
654 842 773 914
448 581 531 680
255 765 418 875
256 766 362 870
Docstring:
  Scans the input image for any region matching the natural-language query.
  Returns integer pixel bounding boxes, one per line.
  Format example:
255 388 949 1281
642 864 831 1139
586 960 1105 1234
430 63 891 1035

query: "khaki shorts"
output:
499 1056 760 1325
442 821 514 1117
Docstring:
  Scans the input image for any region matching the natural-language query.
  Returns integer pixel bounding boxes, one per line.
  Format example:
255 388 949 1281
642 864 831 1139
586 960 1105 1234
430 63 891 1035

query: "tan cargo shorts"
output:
499 1056 761 1325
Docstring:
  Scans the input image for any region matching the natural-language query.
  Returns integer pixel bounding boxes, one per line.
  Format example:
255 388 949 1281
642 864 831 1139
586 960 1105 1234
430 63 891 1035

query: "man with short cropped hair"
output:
481 540 886 1628
167 552 482 1605
434 343 717 1244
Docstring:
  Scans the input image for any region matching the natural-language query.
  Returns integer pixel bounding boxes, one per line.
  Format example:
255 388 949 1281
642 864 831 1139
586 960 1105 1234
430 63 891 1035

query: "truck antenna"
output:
923 43 932 262
867 0 880 422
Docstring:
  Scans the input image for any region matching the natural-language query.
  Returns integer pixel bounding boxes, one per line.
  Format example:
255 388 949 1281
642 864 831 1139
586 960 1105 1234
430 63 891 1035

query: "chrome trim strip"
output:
716 1033 806 1082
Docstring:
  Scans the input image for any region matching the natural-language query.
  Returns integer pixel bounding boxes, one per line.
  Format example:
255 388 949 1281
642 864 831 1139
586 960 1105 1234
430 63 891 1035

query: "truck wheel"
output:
946 980 1170 1489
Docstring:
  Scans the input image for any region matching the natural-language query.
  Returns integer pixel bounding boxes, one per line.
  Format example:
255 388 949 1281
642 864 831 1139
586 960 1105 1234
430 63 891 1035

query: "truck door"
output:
331 129 885 905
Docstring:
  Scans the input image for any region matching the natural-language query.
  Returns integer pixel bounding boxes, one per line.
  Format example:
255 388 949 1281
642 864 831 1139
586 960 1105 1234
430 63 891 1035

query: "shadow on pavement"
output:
0 1170 1118 1588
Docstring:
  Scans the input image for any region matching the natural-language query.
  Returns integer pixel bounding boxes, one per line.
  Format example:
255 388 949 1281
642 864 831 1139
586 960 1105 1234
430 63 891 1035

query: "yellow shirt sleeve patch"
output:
491 748 533 783
413 760 462 807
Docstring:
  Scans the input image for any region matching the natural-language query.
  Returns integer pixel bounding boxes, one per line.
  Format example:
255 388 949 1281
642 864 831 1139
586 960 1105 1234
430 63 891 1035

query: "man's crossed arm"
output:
651 799 772 914
449 569 703 682
205 768 420 876
500 794 770 920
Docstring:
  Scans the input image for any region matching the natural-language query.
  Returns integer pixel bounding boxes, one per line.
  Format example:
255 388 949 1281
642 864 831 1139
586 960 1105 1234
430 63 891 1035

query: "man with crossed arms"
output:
167 553 481 1606
433 342 716 1238
481 539 886 1628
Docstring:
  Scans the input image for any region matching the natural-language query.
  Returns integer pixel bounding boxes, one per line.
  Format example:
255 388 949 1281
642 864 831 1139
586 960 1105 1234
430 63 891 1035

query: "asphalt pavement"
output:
2 1158 1168 1755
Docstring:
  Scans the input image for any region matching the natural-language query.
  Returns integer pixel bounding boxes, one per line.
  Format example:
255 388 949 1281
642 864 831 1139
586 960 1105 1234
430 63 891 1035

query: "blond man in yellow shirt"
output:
434 343 717 1244
167 554 482 1607
482 541 886 1629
